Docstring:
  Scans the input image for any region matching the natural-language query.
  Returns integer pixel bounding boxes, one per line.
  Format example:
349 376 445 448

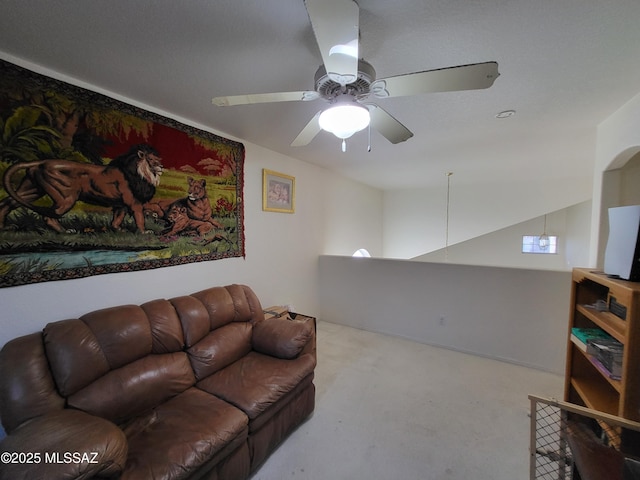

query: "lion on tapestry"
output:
0 143 163 234
144 176 223 229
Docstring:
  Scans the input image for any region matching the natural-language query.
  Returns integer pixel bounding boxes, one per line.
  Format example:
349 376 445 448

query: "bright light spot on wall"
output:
352 249 371 258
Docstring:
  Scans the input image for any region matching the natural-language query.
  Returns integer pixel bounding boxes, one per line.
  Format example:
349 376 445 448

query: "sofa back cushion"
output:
68 352 195 423
174 284 264 379
142 299 188 353
43 300 193 424
187 323 252 381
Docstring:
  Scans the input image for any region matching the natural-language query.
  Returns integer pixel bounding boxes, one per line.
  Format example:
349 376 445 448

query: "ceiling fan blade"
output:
367 104 413 144
213 91 319 106
371 62 499 99
291 111 323 147
304 0 359 85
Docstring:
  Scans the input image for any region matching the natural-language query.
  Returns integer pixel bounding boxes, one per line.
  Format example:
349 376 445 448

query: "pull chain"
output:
445 172 453 262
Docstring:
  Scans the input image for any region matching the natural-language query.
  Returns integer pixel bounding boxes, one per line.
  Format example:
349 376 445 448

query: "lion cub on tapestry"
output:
162 204 213 237
145 176 222 237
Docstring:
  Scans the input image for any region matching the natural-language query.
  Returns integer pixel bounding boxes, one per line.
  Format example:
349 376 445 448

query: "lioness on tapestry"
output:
0 60 245 288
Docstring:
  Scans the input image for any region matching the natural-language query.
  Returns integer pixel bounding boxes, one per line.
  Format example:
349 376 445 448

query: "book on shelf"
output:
591 355 622 380
587 338 623 378
570 327 613 352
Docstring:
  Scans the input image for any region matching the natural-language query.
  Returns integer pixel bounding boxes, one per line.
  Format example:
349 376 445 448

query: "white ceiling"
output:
1 0 639 190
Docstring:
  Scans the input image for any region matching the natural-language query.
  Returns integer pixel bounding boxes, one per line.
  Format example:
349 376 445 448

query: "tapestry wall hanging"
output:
0 60 245 288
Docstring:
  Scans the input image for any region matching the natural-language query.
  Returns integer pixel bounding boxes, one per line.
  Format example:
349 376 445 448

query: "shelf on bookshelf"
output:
572 346 622 392
576 304 626 342
571 377 619 415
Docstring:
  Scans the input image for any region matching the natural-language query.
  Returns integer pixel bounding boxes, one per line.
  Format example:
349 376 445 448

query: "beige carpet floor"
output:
251 320 564 480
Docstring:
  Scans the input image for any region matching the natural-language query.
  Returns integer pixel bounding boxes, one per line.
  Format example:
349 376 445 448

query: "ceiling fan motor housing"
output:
314 59 376 102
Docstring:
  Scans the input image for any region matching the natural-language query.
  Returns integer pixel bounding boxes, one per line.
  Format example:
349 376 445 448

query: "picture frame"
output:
263 169 295 213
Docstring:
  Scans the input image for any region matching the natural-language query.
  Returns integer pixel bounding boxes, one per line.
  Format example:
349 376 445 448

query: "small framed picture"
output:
263 169 295 213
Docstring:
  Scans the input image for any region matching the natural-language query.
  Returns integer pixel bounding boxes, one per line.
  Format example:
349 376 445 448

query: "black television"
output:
604 205 640 281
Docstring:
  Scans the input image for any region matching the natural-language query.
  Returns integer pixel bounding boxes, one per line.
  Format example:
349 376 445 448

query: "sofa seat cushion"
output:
196 351 316 422
121 387 248 480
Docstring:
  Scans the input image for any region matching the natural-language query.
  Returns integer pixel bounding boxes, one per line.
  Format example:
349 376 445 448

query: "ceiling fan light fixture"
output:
318 102 370 140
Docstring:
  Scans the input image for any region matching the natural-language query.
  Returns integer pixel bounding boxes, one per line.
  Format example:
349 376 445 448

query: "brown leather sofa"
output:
0 284 316 480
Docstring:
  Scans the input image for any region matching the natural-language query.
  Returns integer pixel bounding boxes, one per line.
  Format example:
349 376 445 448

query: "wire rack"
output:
529 395 640 480
529 395 573 480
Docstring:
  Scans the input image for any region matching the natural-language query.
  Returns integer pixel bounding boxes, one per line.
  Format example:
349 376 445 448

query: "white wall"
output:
414 201 592 271
320 173 383 257
592 92 640 266
0 60 383 350
564 201 593 270
383 176 592 259
619 152 640 206
597 154 640 268
318 255 571 374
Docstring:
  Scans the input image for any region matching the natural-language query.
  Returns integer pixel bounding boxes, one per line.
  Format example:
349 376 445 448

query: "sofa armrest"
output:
0 409 127 480
252 315 315 360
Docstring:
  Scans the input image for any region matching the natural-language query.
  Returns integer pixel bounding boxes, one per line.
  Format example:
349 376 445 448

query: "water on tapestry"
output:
0 60 245 287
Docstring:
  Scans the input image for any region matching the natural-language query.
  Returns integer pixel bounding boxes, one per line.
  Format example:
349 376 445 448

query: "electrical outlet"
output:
439 315 445 325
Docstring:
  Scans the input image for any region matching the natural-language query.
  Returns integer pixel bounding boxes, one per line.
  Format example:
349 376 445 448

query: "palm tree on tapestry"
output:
0 74 153 167
0 106 62 164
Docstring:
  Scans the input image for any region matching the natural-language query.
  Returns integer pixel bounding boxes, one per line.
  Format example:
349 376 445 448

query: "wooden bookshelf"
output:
564 268 640 422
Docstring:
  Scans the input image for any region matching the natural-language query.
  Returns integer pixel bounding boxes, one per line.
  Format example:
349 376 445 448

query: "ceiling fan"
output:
212 0 500 152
